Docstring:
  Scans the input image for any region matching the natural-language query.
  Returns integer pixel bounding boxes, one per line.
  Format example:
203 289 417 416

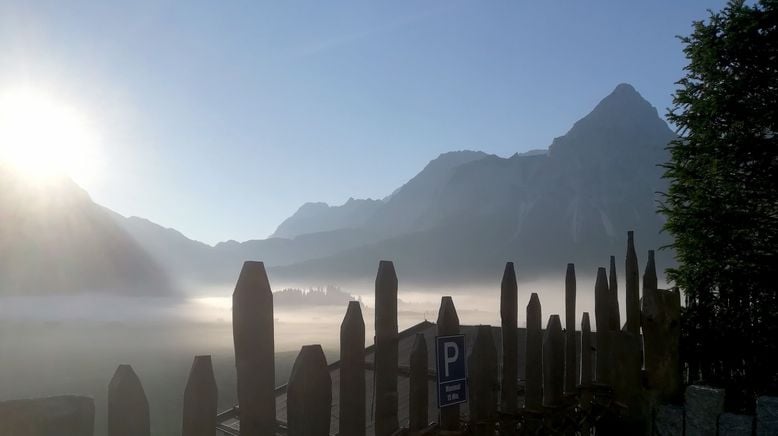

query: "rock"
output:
685 385 725 436
0 395 94 436
756 396 778 436
654 404 684 436
718 413 754 436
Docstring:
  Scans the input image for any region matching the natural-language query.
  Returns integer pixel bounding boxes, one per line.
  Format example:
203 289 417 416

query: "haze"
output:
0 0 725 243
0 2 713 435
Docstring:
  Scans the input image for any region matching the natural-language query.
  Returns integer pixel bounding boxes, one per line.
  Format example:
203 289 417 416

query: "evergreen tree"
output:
661 0 778 410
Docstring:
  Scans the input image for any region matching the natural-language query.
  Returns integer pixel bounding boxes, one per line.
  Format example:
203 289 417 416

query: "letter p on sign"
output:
443 341 459 377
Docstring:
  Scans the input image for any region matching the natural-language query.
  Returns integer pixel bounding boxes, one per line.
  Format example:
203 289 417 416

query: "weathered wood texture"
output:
375 260 399 436
500 262 518 417
409 333 429 432
564 263 577 396
108 364 149 436
437 296 461 430
543 315 564 407
340 301 366 436
525 293 543 411
182 355 217 436
468 325 499 436
232 261 276 436
625 231 640 334
287 345 332 436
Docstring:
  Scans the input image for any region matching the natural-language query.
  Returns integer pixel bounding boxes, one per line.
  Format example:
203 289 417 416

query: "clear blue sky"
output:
0 1 727 244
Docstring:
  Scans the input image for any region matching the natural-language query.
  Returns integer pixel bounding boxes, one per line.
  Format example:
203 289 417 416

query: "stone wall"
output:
654 386 777 436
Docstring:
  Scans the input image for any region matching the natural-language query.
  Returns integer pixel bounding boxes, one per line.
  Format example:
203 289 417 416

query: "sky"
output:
0 1 728 244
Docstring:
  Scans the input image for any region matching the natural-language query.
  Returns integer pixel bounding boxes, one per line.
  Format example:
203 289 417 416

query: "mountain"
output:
108 213 222 285
270 150 490 240
266 83 676 283
270 198 383 239
110 150 496 288
111 212 388 286
0 167 173 295
0 83 673 294
109 83 675 289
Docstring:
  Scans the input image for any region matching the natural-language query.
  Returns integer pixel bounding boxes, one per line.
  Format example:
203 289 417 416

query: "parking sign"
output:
435 334 467 408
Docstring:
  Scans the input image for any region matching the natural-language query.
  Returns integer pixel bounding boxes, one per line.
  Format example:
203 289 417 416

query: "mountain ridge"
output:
0 83 676 294
0 167 174 295
121 83 675 288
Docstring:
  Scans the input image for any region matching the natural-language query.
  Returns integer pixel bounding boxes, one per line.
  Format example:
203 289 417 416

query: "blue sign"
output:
435 334 467 408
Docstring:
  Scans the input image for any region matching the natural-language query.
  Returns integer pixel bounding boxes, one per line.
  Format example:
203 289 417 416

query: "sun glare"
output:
0 86 100 185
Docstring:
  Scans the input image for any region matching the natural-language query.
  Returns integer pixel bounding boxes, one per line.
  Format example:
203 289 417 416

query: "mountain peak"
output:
613 82 638 94
590 83 656 118
431 149 488 163
549 83 674 157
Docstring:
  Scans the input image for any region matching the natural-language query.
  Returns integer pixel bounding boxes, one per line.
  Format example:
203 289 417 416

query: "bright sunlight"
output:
0 86 100 185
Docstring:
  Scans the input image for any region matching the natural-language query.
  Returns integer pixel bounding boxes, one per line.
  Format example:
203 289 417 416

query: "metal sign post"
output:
435 334 467 408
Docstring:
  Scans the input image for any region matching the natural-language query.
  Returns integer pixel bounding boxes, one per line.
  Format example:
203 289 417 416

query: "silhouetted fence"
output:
88 231 778 435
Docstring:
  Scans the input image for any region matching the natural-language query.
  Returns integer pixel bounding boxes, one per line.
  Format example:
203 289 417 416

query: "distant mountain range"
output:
0 168 172 295
0 84 676 295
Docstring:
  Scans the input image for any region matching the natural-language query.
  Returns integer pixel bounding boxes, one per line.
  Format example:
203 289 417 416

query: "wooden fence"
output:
105 231 689 436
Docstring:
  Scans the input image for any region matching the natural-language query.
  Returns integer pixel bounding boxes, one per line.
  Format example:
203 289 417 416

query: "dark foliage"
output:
661 0 778 411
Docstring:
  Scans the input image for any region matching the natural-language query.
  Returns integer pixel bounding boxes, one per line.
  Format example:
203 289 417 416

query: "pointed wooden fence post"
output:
375 260 399 436
340 301 365 436
609 330 643 431
182 355 217 436
579 313 594 435
500 262 518 423
232 261 276 436
641 251 682 402
108 364 149 436
287 345 332 436
580 313 593 387
625 231 640 334
409 333 428 432
639 250 660 399
564 264 577 396
525 293 543 411
543 315 564 408
594 267 611 385
437 296 461 430
468 325 498 436
611 254 643 423
609 255 621 331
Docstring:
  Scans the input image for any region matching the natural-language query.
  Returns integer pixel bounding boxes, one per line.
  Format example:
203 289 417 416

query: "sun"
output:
0 86 100 185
